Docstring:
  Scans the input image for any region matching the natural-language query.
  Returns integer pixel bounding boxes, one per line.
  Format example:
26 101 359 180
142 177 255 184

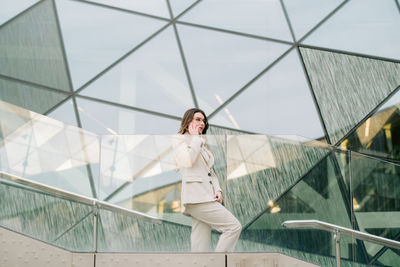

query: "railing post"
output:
93 203 98 253
334 230 341 267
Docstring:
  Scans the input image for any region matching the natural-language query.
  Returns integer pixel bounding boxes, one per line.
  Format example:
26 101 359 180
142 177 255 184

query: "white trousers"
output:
185 201 242 252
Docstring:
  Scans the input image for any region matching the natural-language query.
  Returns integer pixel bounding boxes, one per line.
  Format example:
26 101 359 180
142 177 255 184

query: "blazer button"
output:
208 172 211 176
209 181 212 184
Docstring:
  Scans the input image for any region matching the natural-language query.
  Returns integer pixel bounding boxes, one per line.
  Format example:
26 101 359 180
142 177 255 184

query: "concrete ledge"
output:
228 253 320 267
1 226 320 267
0 226 94 267
96 253 225 267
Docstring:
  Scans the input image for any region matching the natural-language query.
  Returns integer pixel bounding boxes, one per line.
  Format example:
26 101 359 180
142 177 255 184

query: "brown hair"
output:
178 108 209 134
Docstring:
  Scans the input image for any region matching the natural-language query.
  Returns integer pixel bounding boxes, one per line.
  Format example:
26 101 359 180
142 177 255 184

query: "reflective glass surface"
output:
0 0 71 91
55 0 167 89
0 180 93 251
177 24 291 114
341 89 400 162
169 0 197 18
76 97 180 135
376 248 400 267
300 47 400 144
224 134 330 225
46 99 78 127
283 0 344 41
0 100 99 198
79 26 195 116
241 152 362 263
99 135 177 200
350 152 400 258
0 0 39 26
97 208 191 252
0 78 67 114
303 0 400 60
178 0 292 41
210 50 325 140
84 0 170 18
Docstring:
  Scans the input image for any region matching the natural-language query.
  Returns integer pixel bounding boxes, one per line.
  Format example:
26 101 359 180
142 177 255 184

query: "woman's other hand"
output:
214 191 222 203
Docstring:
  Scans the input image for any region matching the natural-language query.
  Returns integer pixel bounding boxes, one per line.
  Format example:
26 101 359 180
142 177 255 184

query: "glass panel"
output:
209 50 325 140
84 0 170 18
375 248 400 267
224 135 331 226
0 0 71 91
178 0 292 41
0 180 93 251
303 0 400 60
350 151 400 258
300 47 400 144
169 0 196 18
47 99 78 127
177 24 291 114
76 97 180 135
55 0 167 90
0 0 39 26
99 134 225 226
99 135 177 200
0 100 100 198
283 0 344 41
79 26 195 117
97 208 191 252
240 152 365 264
0 77 67 114
341 89 400 162
53 213 94 252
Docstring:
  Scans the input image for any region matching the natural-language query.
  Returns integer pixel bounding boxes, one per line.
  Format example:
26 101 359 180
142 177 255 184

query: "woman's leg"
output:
191 216 211 252
186 202 242 252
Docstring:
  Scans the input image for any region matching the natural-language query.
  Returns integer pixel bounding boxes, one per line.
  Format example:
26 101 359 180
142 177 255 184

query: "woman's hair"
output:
178 108 209 134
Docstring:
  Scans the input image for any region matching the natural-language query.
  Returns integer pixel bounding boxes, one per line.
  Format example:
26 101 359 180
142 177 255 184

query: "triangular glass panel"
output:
79 26 195 117
178 0 292 41
0 0 71 91
0 100 100 198
177 24 291 115
224 134 330 225
210 50 325 140
169 0 197 18
241 153 367 264
0 0 39 26
0 180 92 246
0 77 68 114
303 0 400 60
349 151 400 258
97 208 191 252
376 249 400 267
47 99 78 127
283 0 344 41
76 97 180 135
53 212 94 252
340 87 400 161
84 0 170 18
300 47 400 144
55 0 167 90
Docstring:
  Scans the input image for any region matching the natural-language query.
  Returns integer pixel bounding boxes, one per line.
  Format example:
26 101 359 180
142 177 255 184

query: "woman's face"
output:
189 112 206 134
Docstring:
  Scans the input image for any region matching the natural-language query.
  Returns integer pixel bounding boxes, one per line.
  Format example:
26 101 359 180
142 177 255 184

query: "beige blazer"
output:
173 134 222 215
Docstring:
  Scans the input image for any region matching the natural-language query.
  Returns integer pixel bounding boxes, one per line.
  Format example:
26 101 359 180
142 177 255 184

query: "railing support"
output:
93 203 98 253
334 230 341 267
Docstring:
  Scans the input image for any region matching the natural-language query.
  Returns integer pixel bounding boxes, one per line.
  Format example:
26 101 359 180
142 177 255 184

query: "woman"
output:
173 108 242 252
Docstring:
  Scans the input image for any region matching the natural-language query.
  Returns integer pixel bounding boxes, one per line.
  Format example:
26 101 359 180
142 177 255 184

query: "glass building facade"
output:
1 0 400 266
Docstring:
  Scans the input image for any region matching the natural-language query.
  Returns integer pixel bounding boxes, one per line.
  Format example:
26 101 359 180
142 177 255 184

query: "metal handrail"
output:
282 220 400 267
0 171 161 224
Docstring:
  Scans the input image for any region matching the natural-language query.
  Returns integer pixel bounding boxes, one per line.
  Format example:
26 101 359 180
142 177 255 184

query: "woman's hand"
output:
214 191 222 203
188 122 201 135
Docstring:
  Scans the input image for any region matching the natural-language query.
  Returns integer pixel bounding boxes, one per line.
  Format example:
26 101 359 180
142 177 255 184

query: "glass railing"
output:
0 99 399 266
